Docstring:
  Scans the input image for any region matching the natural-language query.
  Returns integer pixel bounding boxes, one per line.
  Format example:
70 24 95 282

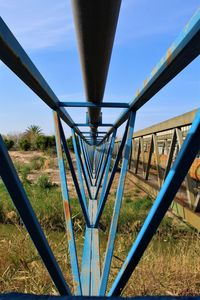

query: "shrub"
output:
20 165 31 183
46 135 56 148
30 156 45 170
67 136 74 152
44 146 56 156
3 138 14 150
35 135 47 150
35 135 56 151
36 174 54 189
19 138 31 151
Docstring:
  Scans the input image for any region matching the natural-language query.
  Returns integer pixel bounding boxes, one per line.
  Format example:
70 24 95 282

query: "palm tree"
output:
25 125 43 137
24 125 43 150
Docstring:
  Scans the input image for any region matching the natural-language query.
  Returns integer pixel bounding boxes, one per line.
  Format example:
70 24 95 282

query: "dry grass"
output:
0 224 74 294
108 233 200 296
0 223 200 296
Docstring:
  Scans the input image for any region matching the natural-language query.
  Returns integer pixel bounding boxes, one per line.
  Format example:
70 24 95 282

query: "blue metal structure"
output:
0 2 200 298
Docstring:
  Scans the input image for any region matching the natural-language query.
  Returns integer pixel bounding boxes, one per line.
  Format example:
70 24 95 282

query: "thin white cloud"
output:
1 0 198 52
0 0 75 51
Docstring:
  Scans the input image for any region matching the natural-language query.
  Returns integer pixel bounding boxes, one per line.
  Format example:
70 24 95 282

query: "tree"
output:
3 138 14 150
35 135 56 151
19 138 31 151
24 125 43 150
67 136 74 152
25 125 43 136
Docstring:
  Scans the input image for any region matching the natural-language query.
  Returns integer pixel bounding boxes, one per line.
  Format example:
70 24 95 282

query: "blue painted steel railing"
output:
0 5 200 298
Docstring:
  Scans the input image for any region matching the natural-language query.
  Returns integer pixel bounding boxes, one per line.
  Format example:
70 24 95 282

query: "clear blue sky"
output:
0 0 199 137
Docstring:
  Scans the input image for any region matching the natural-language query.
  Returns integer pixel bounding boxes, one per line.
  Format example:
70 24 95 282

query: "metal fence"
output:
113 109 200 231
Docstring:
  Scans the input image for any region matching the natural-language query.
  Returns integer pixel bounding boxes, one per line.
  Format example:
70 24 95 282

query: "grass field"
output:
0 151 199 296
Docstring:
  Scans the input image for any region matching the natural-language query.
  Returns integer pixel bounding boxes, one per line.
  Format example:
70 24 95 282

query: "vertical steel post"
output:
78 136 93 198
53 112 82 295
99 111 136 295
71 129 87 208
94 142 111 199
57 118 90 227
82 140 93 183
94 129 117 223
94 117 130 227
79 137 93 185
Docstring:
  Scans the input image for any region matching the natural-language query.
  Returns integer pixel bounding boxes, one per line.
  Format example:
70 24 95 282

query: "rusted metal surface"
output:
113 109 200 219
53 111 82 295
190 159 200 181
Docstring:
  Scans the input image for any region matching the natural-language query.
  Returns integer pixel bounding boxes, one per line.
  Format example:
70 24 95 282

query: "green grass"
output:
0 178 194 237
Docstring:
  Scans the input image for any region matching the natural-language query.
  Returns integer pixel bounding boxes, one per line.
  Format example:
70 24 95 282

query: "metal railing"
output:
113 109 200 231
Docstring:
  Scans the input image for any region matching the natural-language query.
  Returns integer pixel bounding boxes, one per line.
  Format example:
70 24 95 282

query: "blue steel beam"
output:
0 135 70 296
82 132 107 135
57 118 91 228
99 111 136 295
78 137 93 186
59 102 129 108
53 112 82 295
94 141 114 199
85 139 103 141
100 8 200 143
94 144 108 192
94 129 117 222
95 144 106 175
81 199 100 296
75 124 113 127
108 107 200 296
90 200 101 295
71 128 87 208
82 141 93 180
81 202 92 295
75 137 93 200
94 117 130 227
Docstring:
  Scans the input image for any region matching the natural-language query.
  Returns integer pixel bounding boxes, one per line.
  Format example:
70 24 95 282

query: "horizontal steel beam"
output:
0 18 86 143
59 102 129 108
75 123 113 127
85 140 102 142
81 131 107 135
82 132 107 136
100 8 200 144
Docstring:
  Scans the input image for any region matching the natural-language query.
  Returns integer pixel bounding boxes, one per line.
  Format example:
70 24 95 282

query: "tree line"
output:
3 125 73 152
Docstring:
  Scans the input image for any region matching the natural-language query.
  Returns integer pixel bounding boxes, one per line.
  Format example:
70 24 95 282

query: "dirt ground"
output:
10 150 146 199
